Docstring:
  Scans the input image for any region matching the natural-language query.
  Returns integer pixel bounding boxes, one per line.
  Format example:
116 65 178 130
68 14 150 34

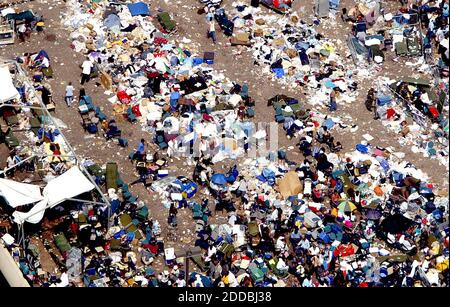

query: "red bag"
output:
153 37 168 45
428 106 439 118
132 105 142 117
386 108 396 119
117 90 131 104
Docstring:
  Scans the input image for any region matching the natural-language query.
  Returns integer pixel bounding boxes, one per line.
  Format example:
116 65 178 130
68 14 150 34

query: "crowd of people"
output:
0 0 448 288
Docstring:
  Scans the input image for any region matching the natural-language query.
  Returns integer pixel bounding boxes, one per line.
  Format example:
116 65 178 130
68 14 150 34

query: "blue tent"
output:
211 173 227 185
127 2 150 16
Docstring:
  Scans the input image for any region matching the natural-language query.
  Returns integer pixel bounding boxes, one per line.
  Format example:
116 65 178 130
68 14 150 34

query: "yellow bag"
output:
222 275 229 285
331 208 338 217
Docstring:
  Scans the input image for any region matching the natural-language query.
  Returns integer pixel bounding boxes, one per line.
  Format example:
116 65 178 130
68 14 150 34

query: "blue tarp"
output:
127 2 150 16
329 0 340 9
377 95 392 106
226 166 239 183
356 144 369 154
325 80 337 89
211 173 227 185
323 118 335 130
37 50 50 62
272 68 285 78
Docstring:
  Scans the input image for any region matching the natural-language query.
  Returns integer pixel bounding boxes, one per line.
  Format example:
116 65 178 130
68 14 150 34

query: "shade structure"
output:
0 66 20 104
0 179 43 208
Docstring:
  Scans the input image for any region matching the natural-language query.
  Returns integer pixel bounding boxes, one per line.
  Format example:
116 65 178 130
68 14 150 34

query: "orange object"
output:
374 186 383 196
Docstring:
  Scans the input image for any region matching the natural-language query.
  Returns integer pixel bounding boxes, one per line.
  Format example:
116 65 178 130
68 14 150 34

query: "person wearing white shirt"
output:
207 21 216 44
175 277 186 287
81 59 93 85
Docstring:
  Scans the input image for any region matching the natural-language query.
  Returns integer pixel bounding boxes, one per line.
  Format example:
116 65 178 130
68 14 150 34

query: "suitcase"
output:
395 41 408 56
250 267 264 283
217 241 235 259
251 0 259 7
203 52 215 64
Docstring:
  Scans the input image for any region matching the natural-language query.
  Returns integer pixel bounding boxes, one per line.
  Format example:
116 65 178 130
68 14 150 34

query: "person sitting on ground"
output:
341 8 357 23
400 120 410 137
49 142 63 163
329 141 343 153
105 119 120 139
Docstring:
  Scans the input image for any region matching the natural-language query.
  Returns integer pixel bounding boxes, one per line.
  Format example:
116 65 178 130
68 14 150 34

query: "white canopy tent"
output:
0 65 20 104
10 167 96 225
0 179 44 208
43 166 95 208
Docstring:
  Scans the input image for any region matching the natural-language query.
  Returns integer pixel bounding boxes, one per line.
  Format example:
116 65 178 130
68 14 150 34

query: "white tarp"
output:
43 166 95 208
0 66 20 104
12 198 48 225
0 178 43 208
11 167 96 224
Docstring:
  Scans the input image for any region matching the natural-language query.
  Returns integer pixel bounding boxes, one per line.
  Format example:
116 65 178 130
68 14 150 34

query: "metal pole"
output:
0 154 35 176
185 251 190 285
66 198 108 206
0 103 51 111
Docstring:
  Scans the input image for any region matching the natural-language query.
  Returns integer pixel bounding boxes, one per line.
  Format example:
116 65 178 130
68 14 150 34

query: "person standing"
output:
81 59 93 85
207 20 217 44
65 82 75 107
329 88 337 111
5 152 17 177
132 138 146 161
168 203 178 227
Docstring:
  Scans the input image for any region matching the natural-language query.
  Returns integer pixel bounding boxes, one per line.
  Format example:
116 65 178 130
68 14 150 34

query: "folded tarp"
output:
127 2 150 17
0 179 43 208
0 66 21 104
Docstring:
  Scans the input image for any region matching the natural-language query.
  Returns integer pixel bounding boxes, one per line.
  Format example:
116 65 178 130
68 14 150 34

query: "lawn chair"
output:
395 40 408 56
406 34 421 56
126 107 137 123
4 129 19 148
137 206 149 221
157 12 176 33
106 162 119 190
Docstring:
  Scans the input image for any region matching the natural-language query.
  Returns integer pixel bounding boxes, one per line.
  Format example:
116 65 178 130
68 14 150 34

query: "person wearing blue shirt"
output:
132 138 146 161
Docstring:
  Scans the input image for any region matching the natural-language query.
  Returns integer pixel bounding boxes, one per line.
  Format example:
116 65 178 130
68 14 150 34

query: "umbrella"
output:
364 208 382 220
337 200 357 212
211 173 227 185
